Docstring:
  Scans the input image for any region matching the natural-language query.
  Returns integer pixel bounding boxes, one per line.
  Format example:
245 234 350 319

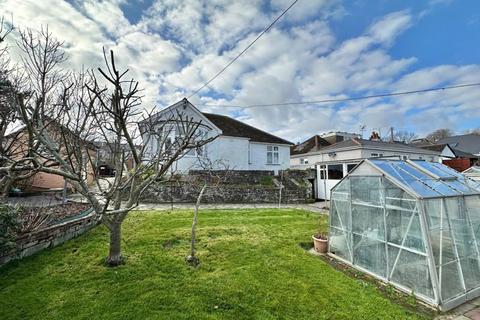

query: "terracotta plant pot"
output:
312 235 328 253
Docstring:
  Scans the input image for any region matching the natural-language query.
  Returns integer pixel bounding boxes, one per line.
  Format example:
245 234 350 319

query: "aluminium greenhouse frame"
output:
328 159 480 311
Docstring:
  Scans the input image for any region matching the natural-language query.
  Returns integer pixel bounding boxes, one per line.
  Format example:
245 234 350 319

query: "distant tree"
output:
464 128 480 135
393 130 418 143
426 128 454 142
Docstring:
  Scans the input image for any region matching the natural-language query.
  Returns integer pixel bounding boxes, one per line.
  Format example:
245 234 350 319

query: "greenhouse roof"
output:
368 159 480 198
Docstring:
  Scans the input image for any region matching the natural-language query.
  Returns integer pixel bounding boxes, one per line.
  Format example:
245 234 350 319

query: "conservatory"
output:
329 159 480 311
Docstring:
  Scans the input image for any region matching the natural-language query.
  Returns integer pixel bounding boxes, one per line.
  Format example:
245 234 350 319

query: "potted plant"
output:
312 232 328 253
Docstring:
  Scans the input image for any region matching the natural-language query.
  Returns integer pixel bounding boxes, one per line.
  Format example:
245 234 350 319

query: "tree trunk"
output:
106 220 123 266
186 183 207 266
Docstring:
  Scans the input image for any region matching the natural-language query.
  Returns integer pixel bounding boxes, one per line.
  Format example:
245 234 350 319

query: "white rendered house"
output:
140 98 293 173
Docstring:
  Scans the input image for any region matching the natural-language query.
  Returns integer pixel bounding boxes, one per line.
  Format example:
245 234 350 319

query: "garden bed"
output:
21 202 91 227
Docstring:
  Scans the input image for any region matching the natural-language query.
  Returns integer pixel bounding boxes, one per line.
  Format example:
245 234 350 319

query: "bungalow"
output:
291 133 441 200
141 98 293 173
411 136 480 171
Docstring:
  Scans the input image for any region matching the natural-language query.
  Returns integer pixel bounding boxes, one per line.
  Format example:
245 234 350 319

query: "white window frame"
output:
300 158 309 165
267 145 279 164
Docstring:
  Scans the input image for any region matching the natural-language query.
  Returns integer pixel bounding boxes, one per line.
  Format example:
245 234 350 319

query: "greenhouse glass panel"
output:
330 226 351 261
330 200 350 230
352 204 384 241
445 198 477 258
386 209 425 252
329 159 480 311
440 262 465 301
460 257 480 291
389 247 434 298
465 196 480 247
351 176 382 206
353 233 387 278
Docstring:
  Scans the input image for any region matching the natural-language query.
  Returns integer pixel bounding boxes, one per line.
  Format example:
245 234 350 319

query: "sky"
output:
1 0 480 143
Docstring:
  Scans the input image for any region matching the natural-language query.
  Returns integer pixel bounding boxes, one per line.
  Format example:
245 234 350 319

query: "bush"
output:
0 204 22 254
259 176 274 186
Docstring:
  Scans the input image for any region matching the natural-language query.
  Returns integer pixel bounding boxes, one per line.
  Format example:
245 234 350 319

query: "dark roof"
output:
202 113 293 145
437 134 480 155
291 135 331 155
410 138 437 148
419 144 448 152
416 143 480 159
451 148 480 159
318 138 440 155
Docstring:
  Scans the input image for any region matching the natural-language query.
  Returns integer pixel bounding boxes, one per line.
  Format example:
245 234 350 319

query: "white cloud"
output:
2 0 479 142
367 10 412 45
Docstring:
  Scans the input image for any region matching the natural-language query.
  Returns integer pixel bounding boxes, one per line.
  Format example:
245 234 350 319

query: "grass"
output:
0 209 431 319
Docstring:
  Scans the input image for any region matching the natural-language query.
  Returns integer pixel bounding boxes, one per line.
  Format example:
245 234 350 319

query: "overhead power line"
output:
201 82 480 108
187 0 300 99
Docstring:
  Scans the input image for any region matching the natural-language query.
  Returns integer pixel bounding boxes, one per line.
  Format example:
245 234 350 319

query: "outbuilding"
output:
329 159 480 311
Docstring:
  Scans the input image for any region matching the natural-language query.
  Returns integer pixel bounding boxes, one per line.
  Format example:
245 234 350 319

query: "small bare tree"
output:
12 27 217 266
186 159 231 267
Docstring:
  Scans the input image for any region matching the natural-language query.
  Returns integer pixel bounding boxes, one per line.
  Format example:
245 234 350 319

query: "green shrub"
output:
0 204 21 254
259 176 274 186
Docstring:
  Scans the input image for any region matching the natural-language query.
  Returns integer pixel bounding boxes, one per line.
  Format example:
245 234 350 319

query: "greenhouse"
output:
329 159 480 311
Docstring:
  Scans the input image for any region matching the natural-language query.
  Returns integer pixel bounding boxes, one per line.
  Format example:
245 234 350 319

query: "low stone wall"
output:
0 209 97 266
142 169 313 204
189 170 275 185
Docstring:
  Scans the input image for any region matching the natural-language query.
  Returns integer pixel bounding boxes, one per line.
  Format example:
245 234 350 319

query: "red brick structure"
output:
442 158 471 172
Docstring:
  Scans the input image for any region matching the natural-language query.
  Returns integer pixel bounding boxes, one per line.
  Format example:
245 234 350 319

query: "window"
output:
300 158 309 165
402 155 409 160
347 163 358 173
371 153 383 158
328 164 343 180
320 165 326 179
267 145 279 164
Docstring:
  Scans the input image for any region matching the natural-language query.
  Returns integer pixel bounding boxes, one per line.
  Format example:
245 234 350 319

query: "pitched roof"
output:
291 135 331 155
202 113 293 145
437 134 480 155
419 144 449 152
318 138 440 155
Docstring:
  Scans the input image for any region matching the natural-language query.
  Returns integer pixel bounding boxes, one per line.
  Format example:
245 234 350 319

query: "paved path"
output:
435 298 480 320
134 202 328 213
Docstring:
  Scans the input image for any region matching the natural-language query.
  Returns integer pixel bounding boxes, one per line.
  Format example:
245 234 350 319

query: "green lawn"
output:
0 209 430 319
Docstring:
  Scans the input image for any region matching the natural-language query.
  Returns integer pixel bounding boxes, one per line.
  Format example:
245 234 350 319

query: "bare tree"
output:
0 19 42 199
12 28 217 266
393 130 418 144
426 128 454 142
464 128 480 135
186 159 230 267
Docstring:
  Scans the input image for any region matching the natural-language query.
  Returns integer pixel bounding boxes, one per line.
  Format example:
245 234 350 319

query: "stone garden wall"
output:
141 169 314 204
0 209 97 266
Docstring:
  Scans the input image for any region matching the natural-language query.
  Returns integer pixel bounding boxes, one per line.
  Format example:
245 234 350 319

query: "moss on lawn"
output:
0 209 431 319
